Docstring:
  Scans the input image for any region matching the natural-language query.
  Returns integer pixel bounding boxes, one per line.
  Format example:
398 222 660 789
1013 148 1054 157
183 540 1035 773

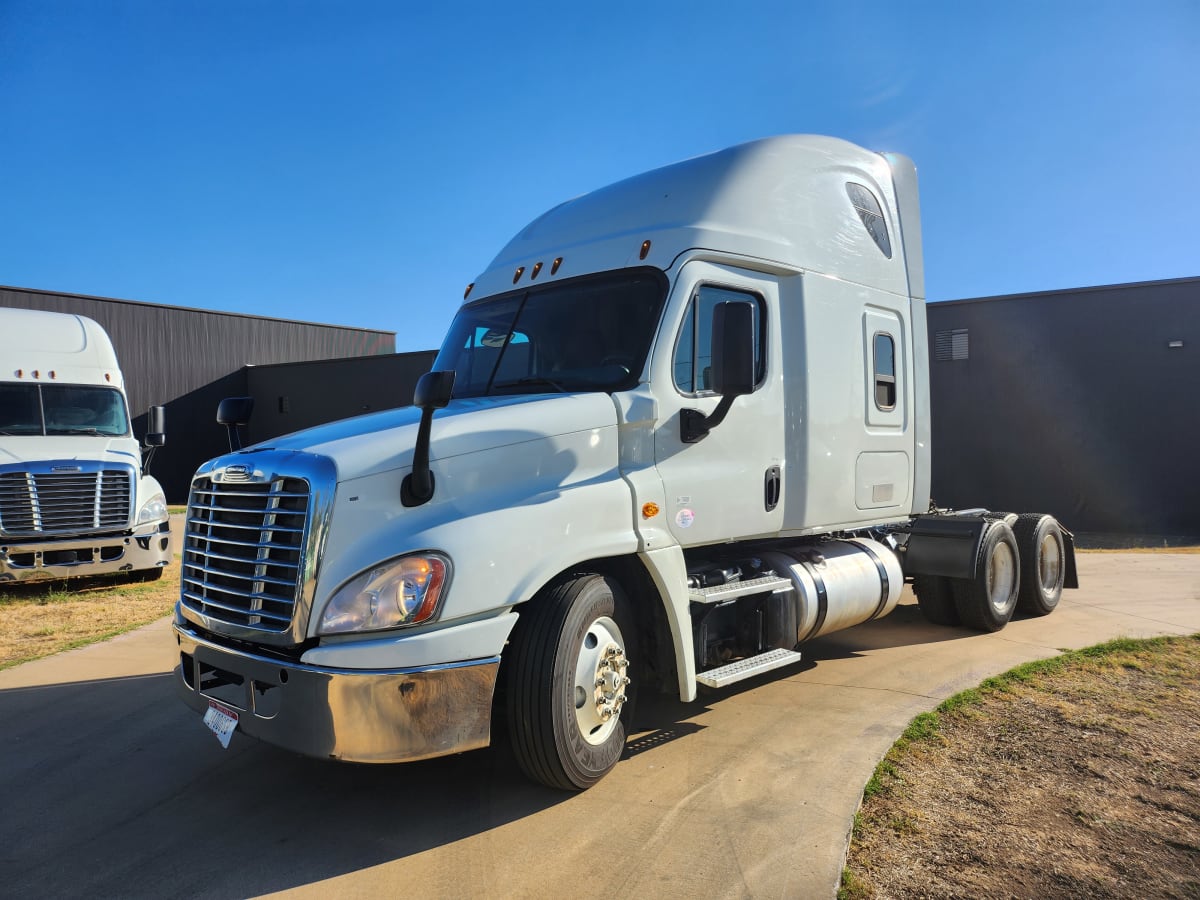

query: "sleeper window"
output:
873 333 896 410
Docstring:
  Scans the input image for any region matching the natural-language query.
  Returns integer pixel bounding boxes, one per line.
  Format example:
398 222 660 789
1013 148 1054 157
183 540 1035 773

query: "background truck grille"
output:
182 476 311 634
0 468 133 535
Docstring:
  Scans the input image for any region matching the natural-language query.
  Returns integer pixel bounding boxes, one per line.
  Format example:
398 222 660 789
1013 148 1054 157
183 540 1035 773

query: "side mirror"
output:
402 371 457 507
710 301 756 397
145 405 166 447
413 370 456 410
216 397 255 452
681 301 756 443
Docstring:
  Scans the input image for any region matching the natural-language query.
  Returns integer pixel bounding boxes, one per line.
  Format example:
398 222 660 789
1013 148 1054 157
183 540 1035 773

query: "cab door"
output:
651 261 786 547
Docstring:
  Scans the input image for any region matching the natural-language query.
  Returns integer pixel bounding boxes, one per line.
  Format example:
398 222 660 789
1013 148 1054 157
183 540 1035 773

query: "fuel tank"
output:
760 538 903 643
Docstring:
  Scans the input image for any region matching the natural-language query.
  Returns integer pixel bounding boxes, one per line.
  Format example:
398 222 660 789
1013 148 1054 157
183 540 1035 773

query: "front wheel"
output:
506 574 635 791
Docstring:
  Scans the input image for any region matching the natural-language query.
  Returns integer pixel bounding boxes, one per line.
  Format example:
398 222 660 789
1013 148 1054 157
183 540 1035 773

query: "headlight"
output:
318 553 450 635
137 492 168 525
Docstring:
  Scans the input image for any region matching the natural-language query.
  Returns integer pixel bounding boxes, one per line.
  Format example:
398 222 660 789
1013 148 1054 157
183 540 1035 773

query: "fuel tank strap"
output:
854 540 892 619
798 559 828 643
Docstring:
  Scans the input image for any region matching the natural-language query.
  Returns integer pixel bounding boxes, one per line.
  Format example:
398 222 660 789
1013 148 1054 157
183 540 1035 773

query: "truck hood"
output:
243 392 620 483
0 435 142 469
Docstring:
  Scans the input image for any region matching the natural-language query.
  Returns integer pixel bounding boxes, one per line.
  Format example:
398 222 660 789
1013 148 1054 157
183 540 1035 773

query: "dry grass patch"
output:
843 635 1200 899
0 564 179 669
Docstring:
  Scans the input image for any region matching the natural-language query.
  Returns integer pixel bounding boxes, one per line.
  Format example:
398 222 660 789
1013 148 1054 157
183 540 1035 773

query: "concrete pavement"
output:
1 552 1197 898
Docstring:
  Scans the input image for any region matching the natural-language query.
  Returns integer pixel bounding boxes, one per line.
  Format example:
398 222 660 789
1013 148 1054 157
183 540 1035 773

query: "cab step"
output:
688 575 793 605
695 648 804 689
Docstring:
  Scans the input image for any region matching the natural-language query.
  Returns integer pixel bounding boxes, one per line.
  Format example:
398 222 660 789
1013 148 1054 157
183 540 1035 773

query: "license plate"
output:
203 699 239 749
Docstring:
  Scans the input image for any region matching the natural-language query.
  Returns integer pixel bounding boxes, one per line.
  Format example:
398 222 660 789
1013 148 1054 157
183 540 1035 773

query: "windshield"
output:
433 269 668 398
0 384 130 437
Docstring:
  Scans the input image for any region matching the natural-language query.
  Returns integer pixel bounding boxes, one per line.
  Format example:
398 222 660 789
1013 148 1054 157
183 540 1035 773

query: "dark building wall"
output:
1 285 395 501
245 350 438 444
926 276 1199 539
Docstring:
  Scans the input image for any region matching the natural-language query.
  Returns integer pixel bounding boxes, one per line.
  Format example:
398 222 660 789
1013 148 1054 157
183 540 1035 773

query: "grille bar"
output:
182 474 311 635
0 467 133 536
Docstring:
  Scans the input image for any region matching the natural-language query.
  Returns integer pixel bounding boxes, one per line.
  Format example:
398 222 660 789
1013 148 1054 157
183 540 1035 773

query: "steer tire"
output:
506 574 635 791
912 575 960 626
953 520 1021 632
1013 514 1066 616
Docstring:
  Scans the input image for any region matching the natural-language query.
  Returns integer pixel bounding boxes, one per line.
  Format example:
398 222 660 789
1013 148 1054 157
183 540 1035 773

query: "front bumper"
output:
0 519 171 582
174 624 500 763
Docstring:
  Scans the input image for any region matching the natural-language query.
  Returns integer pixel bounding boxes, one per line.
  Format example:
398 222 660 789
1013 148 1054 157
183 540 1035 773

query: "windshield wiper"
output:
490 376 569 394
53 427 105 436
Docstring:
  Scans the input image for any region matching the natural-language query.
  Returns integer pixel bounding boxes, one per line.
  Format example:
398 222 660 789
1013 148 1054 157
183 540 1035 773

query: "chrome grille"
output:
0 467 133 535
182 475 311 635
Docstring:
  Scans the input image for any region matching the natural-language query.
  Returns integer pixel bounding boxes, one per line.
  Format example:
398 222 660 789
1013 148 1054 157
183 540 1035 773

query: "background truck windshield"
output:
434 269 667 398
0 384 130 436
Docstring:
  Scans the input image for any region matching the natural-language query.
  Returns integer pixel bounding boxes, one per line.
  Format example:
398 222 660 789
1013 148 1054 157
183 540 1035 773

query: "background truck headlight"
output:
318 553 450 635
137 491 167 525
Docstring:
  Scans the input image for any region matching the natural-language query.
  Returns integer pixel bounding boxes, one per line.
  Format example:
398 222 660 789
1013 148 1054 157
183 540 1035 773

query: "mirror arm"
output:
680 395 736 443
401 407 437 506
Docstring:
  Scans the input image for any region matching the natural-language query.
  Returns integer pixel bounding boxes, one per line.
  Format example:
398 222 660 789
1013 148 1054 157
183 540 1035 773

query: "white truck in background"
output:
0 308 171 582
173 135 1077 789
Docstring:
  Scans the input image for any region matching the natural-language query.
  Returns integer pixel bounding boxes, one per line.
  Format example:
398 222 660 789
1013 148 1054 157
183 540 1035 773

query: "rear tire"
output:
953 520 1020 632
912 575 960 626
1013 514 1065 616
506 574 635 791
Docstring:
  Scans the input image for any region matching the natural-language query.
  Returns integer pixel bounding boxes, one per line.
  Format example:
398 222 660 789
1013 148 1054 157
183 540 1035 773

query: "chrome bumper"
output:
174 624 500 763
0 519 171 582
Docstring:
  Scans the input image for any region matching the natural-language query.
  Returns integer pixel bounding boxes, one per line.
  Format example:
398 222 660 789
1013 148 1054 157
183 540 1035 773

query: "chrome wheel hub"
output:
573 616 630 745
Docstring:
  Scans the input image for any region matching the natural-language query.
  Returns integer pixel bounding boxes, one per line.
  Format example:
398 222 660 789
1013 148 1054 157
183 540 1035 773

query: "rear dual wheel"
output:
953 520 1021 632
913 575 959 626
1014 514 1066 616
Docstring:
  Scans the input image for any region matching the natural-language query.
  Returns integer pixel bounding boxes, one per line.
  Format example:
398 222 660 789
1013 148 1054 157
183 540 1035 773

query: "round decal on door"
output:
675 508 695 529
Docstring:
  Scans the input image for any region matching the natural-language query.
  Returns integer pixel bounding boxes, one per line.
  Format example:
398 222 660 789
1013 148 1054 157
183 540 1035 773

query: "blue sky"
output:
1 1 1196 352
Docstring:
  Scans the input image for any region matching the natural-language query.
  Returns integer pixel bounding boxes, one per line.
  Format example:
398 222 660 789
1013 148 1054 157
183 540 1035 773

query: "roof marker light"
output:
49 370 56 379
15 369 22 378
464 283 474 300
105 373 111 382
32 370 39 379
551 257 563 275
639 240 651 260
531 261 543 280
513 266 525 284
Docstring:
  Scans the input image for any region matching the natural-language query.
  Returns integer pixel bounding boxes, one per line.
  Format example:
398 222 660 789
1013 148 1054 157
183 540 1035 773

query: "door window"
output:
672 285 765 394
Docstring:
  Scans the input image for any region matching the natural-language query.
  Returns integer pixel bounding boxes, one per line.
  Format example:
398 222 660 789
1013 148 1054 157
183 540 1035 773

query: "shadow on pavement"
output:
0 671 568 899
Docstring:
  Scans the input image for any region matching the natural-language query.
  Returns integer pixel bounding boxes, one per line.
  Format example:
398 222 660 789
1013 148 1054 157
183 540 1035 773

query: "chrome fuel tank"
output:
760 538 903 643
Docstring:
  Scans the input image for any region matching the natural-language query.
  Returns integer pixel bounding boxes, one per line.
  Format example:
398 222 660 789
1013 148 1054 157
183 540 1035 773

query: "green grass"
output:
843 633 1200 897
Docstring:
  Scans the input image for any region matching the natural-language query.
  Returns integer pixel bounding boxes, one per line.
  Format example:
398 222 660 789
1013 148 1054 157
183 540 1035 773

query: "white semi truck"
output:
0 308 171 582
174 136 1076 789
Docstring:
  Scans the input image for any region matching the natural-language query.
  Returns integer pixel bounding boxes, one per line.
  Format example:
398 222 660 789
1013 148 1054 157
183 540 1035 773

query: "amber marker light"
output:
49 370 56 379
464 283 474 300
105 373 111 382
639 240 651 260
32 370 39 379
531 261 543 280
642 502 660 519
513 266 525 284
15 369 22 378
551 257 563 275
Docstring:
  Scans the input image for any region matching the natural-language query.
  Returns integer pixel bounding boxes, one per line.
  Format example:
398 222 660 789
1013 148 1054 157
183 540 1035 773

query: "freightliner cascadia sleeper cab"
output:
173 136 1076 789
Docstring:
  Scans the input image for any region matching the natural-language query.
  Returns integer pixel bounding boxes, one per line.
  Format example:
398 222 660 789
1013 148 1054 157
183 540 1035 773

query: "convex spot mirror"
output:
216 396 255 426
414 370 455 410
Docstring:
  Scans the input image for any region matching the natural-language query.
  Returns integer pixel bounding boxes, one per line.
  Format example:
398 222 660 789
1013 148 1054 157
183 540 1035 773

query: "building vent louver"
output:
934 328 969 361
